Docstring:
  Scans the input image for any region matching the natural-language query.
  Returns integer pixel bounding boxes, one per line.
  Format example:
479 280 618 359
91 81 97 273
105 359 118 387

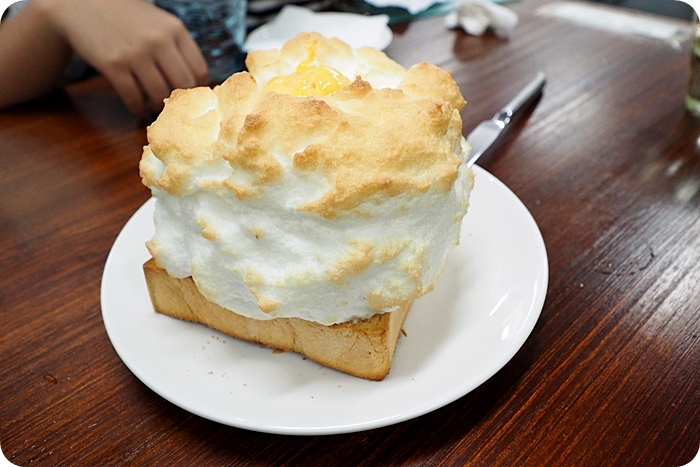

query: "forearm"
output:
0 0 73 109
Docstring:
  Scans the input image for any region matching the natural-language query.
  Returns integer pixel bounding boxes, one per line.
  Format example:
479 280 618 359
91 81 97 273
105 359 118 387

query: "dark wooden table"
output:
2 1 699 465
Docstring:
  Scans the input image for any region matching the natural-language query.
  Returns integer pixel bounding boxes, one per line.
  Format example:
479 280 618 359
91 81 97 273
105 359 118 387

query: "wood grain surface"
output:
1 1 698 465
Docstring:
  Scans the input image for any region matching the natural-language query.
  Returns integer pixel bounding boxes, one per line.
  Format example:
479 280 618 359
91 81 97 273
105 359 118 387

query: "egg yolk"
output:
266 65 351 97
264 43 351 97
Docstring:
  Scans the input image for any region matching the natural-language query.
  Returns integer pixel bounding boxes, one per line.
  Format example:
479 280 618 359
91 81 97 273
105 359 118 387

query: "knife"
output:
466 72 547 167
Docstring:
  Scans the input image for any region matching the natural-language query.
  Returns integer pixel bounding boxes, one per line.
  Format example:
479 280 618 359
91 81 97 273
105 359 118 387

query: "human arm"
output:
0 0 74 110
0 0 209 116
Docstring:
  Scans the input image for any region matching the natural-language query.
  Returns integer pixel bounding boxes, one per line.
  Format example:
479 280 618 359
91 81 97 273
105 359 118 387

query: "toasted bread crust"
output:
143 259 410 380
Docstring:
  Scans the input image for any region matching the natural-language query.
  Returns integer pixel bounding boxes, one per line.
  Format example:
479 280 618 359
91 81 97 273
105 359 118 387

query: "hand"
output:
46 0 209 116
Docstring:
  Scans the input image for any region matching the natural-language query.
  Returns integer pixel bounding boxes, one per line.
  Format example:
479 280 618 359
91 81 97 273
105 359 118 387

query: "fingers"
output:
174 28 209 86
151 15 208 89
104 60 171 117
105 32 207 116
129 20 209 115
106 68 147 117
153 37 208 95
134 61 172 114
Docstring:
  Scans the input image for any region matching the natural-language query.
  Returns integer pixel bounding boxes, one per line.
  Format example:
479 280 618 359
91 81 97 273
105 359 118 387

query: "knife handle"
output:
494 72 547 126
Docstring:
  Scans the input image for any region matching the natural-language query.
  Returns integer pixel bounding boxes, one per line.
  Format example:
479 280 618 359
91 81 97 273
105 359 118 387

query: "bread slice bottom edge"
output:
142 258 411 380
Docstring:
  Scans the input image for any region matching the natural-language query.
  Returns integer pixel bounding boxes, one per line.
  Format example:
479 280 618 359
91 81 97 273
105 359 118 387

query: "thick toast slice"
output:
143 259 410 380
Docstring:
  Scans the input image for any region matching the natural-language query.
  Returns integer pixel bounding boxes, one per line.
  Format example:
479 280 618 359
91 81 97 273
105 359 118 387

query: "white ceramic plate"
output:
101 165 548 435
243 5 393 51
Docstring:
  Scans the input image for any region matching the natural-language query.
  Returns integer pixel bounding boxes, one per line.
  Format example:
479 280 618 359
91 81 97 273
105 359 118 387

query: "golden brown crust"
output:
143 259 411 380
399 62 466 111
140 33 467 219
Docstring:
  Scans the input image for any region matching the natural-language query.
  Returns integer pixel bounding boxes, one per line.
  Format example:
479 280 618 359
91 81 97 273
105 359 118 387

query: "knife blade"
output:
466 72 546 167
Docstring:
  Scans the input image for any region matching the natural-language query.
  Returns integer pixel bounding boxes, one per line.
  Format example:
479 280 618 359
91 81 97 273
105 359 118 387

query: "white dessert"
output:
140 33 474 326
